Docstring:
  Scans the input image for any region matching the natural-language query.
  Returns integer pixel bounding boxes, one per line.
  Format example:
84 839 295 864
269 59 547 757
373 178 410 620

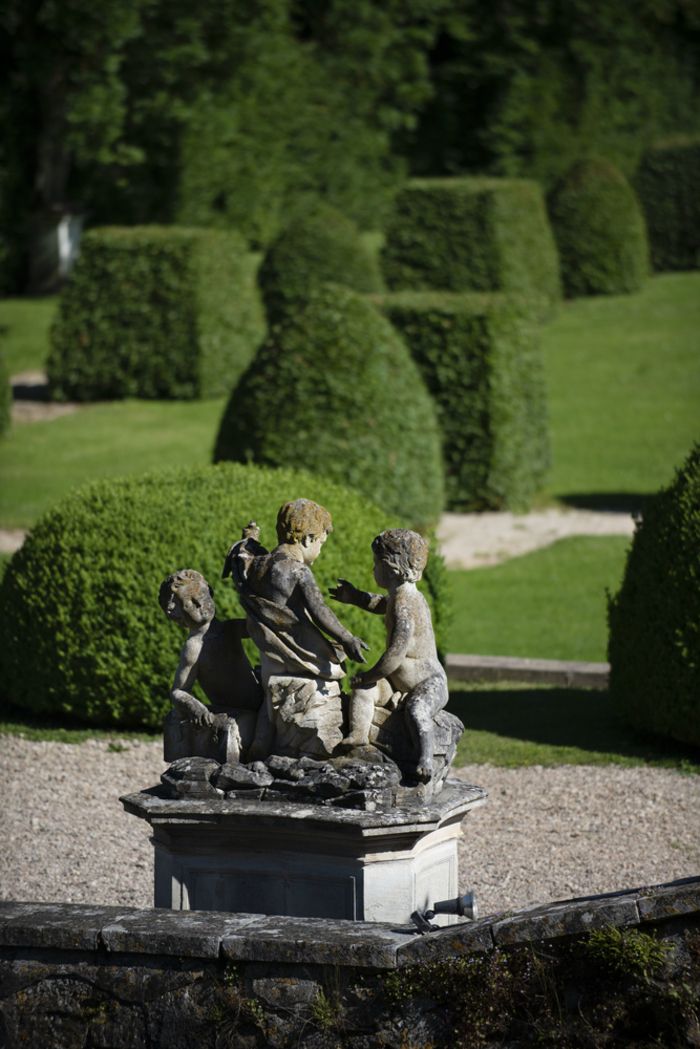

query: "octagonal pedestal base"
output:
122 780 486 925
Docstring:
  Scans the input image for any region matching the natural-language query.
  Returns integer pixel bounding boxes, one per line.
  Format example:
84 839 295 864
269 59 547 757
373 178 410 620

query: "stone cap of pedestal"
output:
120 778 487 840
2 877 699 969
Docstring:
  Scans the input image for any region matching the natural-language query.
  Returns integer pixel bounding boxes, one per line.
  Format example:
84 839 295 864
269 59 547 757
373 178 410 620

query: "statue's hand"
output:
344 636 369 663
329 578 358 604
185 697 215 728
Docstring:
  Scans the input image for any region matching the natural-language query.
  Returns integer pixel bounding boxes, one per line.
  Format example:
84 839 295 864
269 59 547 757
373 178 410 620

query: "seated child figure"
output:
330 529 448 783
159 569 263 763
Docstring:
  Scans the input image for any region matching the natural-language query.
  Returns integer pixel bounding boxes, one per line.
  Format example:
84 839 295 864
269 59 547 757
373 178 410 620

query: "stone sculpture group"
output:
160 498 463 807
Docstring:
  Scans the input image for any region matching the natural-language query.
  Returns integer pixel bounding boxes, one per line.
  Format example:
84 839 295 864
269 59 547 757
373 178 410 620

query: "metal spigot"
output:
410 891 478 933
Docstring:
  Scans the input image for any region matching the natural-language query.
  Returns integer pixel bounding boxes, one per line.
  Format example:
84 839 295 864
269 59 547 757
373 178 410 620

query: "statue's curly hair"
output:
372 529 428 583
276 498 333 544
158 568 215 619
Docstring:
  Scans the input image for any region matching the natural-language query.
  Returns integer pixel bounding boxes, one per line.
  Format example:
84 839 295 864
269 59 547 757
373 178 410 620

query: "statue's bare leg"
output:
404 673 448 782
343 684 379 747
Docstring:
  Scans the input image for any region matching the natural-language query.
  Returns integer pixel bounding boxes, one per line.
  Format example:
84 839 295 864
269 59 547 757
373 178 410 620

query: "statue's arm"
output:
353 601 411 686
329 578 386 615
170 639 214 727
298 569 369 662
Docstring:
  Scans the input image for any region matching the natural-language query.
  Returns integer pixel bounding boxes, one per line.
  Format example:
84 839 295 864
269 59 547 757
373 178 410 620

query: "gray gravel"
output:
1 737 698 918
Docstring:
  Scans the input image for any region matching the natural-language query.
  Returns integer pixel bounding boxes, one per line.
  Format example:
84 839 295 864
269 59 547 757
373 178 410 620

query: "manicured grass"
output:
0 295 57 375
448 682 699 770
0 397 225 528
541 271 700 507
0 711 157 745
447 535 630 662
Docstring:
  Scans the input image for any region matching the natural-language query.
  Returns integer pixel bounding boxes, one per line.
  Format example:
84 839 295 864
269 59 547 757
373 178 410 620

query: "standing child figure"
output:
330 529 448 782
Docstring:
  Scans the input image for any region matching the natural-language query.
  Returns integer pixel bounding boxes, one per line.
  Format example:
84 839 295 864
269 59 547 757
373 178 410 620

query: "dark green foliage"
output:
0 463 448 728
381 178 561 313
258 205 382 323
0 351 10 438
214 284 444 527
548 158 649 297
378 292 549 510
608 445 700 747
634 136 700 273
411 0 700 191
46 227 265 402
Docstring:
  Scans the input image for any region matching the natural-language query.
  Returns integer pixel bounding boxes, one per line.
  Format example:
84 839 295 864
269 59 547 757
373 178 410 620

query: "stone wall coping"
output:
1 876 698 969
446 652 609 690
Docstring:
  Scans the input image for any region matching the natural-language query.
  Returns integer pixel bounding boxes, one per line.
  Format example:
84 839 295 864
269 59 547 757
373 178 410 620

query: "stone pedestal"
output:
121 780 486 925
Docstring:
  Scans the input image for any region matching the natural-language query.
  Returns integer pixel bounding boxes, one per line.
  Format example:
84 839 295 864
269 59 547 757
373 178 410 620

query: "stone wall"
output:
1 876 699 1048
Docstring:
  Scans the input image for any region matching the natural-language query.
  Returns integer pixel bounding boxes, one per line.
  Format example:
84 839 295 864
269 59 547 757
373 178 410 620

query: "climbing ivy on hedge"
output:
378 292 549 511
548 158 649 297
257 204 383 324
381 178 561 314
47 227 265 401
214 284 444 527
0 463 449 729
634 136 700 273
608 445 700 747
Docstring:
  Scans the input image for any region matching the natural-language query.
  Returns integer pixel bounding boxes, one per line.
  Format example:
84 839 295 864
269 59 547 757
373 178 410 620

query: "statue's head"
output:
159 569 215 628
372 529 429 585
276 499 333 565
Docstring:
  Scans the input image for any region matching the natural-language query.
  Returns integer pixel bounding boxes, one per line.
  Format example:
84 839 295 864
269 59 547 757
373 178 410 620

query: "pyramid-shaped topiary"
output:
214 284 444 527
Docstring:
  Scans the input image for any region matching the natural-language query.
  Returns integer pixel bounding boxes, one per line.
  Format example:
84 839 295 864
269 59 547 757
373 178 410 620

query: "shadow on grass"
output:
0 702 159 743
558 492 650 515
448 686 699 766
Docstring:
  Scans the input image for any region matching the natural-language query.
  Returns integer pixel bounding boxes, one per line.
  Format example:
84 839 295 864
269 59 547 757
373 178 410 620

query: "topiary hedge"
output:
380 178 561 314
378 292 549 511
214 284 444 527
547 158 649 297
257 203 383 324
608 445 700 747
0 350 10 438
0 463 449 729
634 135 700 273
47 226 266 401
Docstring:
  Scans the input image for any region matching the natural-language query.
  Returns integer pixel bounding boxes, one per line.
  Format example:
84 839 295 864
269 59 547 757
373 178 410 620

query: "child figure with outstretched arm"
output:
330 528 448 782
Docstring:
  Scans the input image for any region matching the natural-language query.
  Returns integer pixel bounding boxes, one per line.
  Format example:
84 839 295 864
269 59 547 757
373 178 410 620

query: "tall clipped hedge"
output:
214 284 444 527
378 292 549 511
258 204 382 324
47 227 265 401
0 463 449 729
381 178 561 313
634 136 700 273
548 158 649 297
608 445 700 747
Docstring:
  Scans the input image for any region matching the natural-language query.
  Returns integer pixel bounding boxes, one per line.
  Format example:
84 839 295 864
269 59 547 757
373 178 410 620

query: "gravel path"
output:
1 737 698 918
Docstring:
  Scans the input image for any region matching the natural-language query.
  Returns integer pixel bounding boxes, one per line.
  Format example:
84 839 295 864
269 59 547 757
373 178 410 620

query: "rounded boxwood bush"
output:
257 203 382 323
548 158 649 296
0 463 449 729
608 445 700 746
214 284 444 527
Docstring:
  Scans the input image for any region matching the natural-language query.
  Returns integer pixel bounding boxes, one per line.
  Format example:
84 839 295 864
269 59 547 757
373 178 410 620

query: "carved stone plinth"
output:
121 781 486 925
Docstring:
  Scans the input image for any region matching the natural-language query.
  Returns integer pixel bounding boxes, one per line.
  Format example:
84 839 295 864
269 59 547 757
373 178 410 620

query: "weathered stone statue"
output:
331 529 452 784
159 569 263 764
223 500 368 759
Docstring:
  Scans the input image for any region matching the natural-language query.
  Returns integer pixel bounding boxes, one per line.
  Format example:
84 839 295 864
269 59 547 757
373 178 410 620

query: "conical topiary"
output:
257 203 382 323
214 284 444 527
608 444 700 746
548 157 649 296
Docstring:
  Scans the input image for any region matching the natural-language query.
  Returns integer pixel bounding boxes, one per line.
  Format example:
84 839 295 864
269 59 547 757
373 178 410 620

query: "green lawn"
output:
541 272 700 506
447 535 630 662
448 683 698 770
0 295 57 375
0 397 225 527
